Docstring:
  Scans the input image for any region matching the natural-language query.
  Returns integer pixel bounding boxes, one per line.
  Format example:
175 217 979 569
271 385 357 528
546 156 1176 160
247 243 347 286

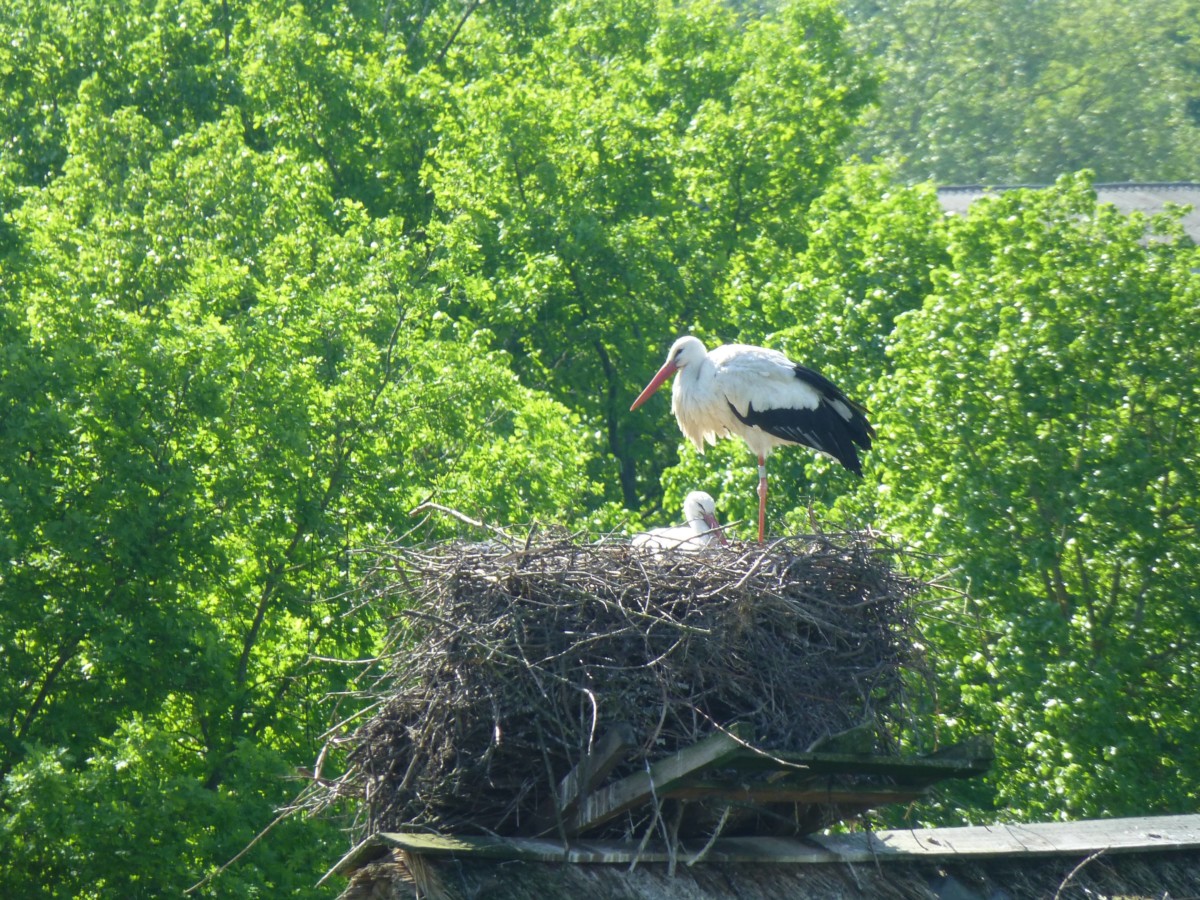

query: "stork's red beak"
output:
630 360 678 411
703 513 729 545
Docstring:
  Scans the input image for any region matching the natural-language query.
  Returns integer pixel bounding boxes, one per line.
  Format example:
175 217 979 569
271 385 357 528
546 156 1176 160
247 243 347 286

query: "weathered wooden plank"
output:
343 832 842 865
531 722 638 837
823 814 1200 861
923 735 994 762
723 747 991 779
373 833 571 861
563 724 752 837
340 814 1200 868
561 835 843 864
805 722 878 754
663 782 928 806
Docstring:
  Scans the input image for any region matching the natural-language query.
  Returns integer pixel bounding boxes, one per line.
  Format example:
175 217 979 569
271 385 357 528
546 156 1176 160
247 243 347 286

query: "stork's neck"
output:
682 352 713 384
672 353 715 403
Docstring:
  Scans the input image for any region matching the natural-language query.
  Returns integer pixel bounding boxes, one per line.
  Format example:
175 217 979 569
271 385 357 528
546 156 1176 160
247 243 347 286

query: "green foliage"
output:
873 174 1200 820
1 89 597 895
768 165 949 374
425 0 871 510
847 0 1200 182
0 0 237 188
3 0 1198 893
1 726 342 898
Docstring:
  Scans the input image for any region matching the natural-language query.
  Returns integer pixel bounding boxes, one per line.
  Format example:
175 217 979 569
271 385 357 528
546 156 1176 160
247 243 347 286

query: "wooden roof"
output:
332 814 1200 873
329 815 1200 900
937 182 1200 241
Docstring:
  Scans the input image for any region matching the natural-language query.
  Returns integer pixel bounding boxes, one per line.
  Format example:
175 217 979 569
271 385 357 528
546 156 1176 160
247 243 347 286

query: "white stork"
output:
632 490 728 552
630 336 874 542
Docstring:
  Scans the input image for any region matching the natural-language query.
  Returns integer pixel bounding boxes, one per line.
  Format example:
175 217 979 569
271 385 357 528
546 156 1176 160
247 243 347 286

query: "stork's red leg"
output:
757 455 768 542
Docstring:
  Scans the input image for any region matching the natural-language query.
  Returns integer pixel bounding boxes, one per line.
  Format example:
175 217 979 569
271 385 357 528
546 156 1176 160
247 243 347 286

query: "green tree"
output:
0 0 876 892
767 165 948 374
847 0 1200 183
237 0 560 221
0 101 598 896
426 0 873 512
874 174 1200 820
0 0 237 188
658 165 946 537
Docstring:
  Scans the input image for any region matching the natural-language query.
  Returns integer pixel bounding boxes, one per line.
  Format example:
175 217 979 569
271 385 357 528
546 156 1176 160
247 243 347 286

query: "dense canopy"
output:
1 0 1197 896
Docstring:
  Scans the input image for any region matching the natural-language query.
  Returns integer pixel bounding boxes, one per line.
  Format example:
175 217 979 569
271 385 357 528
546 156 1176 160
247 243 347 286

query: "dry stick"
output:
583 688 599 756
409 501 512 541
1052 848 1108 900
184 807 291 895
686 804 732 866
729 544 776 591
665 801 684 877
628 756 666 874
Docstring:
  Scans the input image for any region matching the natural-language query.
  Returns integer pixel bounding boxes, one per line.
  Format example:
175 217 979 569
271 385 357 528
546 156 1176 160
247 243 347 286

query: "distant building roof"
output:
937 182 1200 242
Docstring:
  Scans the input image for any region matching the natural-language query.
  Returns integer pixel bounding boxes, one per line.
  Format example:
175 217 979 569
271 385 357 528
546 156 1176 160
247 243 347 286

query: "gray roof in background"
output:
937 182 1200 242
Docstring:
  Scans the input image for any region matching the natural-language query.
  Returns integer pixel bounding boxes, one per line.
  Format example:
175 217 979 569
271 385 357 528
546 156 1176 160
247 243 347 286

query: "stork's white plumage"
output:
632 490 728 552
630 336 874 542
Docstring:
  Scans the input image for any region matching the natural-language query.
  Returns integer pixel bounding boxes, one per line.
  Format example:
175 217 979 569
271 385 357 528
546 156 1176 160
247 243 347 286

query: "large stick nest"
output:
322 529 930 840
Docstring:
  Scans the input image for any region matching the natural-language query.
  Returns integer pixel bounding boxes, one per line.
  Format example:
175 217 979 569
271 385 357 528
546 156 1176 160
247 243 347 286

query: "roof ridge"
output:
938 181 1200 192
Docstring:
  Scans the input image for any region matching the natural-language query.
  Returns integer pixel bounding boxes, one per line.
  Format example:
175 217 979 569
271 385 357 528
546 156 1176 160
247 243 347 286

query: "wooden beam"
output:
820 814 1200 861
663 782 928 806
332 814 1200 869
562 724 752 837
531 722 638 837
723 747 991 779
805 722 877 753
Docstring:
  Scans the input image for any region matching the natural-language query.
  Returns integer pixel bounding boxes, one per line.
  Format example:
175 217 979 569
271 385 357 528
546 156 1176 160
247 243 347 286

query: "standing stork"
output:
630 336 874 542
632 490 728 552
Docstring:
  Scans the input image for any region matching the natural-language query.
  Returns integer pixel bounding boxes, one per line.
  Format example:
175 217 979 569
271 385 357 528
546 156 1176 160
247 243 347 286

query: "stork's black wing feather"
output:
792 365 874 423
727 365 874 474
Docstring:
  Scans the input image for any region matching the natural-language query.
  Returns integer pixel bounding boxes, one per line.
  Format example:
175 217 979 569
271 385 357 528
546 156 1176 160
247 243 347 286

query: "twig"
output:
185 808 292 894
686 804 732 865
409 501 512 540
1053 847 1107 900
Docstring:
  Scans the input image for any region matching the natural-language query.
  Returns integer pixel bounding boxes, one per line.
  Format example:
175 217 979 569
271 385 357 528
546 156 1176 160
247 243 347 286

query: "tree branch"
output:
14 630 86 747
435 0 486 66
